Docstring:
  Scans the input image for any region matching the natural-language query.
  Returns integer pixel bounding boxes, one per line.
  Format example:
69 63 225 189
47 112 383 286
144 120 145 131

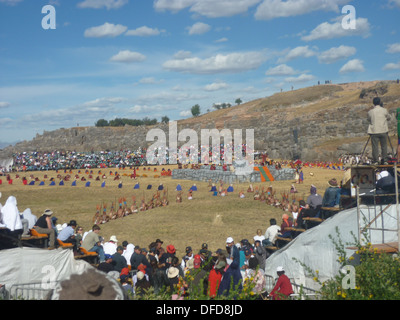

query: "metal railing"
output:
6 281 60 300
264 274 320 300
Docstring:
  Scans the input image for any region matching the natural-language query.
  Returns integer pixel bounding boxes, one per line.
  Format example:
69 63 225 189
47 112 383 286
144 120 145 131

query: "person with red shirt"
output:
208 259 226 298
269 266 293 300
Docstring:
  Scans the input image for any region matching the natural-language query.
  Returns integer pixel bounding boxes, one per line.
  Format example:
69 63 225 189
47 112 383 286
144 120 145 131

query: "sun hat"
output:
109 235 118 242
166 244 176 254
137 271 145 281
43 209 53 216
328 178 338 187
277 266 284 272
226 237 234 244
167 267 179 279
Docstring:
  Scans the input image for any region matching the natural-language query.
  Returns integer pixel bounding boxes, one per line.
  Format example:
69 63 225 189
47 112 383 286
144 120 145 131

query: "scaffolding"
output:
351 164 400 253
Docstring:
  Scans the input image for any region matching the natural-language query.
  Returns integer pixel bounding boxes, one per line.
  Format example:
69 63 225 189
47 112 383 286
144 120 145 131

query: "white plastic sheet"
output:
264 204 399 291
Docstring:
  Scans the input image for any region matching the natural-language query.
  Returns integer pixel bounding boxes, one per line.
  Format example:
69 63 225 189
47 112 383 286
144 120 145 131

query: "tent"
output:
0 247 92 300
264 204 399 291
134 183 140 189
176 184 182 191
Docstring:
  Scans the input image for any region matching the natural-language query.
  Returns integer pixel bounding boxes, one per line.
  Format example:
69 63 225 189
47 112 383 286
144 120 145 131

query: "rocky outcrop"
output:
2 81 399 161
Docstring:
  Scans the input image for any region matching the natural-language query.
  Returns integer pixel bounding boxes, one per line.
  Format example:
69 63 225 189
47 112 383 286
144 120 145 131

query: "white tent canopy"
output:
0 158 13 172
0 247 92 299
264 204 399 291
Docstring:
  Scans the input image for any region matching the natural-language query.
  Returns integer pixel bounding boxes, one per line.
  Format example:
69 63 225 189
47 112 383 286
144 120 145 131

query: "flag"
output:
254 167 275 182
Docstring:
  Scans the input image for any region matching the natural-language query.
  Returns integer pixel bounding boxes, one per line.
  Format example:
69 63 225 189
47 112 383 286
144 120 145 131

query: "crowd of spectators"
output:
7 149 148 172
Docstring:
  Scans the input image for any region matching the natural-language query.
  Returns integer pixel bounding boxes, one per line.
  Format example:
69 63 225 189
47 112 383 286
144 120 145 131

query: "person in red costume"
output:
269 266 293 300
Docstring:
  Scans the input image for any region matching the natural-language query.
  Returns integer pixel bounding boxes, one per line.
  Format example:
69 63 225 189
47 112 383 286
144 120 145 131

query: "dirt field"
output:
0 165 345 258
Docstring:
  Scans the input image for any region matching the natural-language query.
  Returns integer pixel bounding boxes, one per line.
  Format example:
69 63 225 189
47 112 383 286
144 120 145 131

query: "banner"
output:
254 166 275 182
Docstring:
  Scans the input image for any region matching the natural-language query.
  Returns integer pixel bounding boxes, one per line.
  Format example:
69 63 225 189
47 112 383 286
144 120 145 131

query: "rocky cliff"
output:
2 80 400 161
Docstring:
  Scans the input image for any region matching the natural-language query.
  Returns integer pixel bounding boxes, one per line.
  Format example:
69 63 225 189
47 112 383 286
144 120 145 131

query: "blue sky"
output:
0 0 400 144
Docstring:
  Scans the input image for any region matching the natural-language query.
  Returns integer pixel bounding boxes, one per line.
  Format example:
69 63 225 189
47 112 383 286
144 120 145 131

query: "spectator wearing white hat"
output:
103 235 118 255
269 266 293 300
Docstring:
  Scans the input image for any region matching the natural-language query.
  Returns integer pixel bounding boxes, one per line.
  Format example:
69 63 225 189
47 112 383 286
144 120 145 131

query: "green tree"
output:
95 119 109 127
235 98 242 105
191 104 201 117
161 116 170 124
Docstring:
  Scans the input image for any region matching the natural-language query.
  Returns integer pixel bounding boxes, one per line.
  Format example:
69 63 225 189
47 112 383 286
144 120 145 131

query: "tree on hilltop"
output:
191 104 201 117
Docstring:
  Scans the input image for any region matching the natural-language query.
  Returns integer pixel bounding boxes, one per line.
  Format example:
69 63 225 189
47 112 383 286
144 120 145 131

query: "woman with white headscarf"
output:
21 208 38 229
1 196 23 235
122 243 135 266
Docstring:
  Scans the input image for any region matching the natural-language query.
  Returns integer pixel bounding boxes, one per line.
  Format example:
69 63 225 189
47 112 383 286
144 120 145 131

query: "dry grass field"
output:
1 164 344 258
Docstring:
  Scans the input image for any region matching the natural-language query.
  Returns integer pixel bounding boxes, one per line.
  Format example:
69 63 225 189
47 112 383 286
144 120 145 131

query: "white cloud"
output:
383 61 400 71
265 64 298 76
110 50 146 63
302 17 371 41
173 50 192 59
318 45 356 64
163 51 268 74
0 118 13 126
339 59 365 74
154 0 260 18
278 46 316 63
125 26 165 36
285 73 315 83
0 102 11 108
204 82 229 91
215 37 228 43
255 0 350 20
153 0 196 13
138 77 164 84
21 97 124 126
389 0 400 8
0 0 23 5
189 0 261 18
179 110 192 117
386 43 400 54
187 22 211 35
130 105 144 113
77 0 128 9
84 22 127 38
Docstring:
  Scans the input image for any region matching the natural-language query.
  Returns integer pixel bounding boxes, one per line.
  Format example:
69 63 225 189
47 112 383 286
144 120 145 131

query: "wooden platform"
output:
303 217 324 223
347 242 399 254
286 227 306 233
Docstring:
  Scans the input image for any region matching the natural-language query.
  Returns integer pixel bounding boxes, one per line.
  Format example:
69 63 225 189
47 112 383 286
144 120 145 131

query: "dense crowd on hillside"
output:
1 144 254 173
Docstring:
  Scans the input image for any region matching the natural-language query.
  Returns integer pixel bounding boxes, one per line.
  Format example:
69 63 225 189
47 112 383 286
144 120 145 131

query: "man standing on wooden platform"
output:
367 97 392 165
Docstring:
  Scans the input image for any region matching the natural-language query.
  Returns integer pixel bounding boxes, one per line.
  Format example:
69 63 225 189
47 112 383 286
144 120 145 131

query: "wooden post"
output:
357 185 361 244
395 163 400 252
